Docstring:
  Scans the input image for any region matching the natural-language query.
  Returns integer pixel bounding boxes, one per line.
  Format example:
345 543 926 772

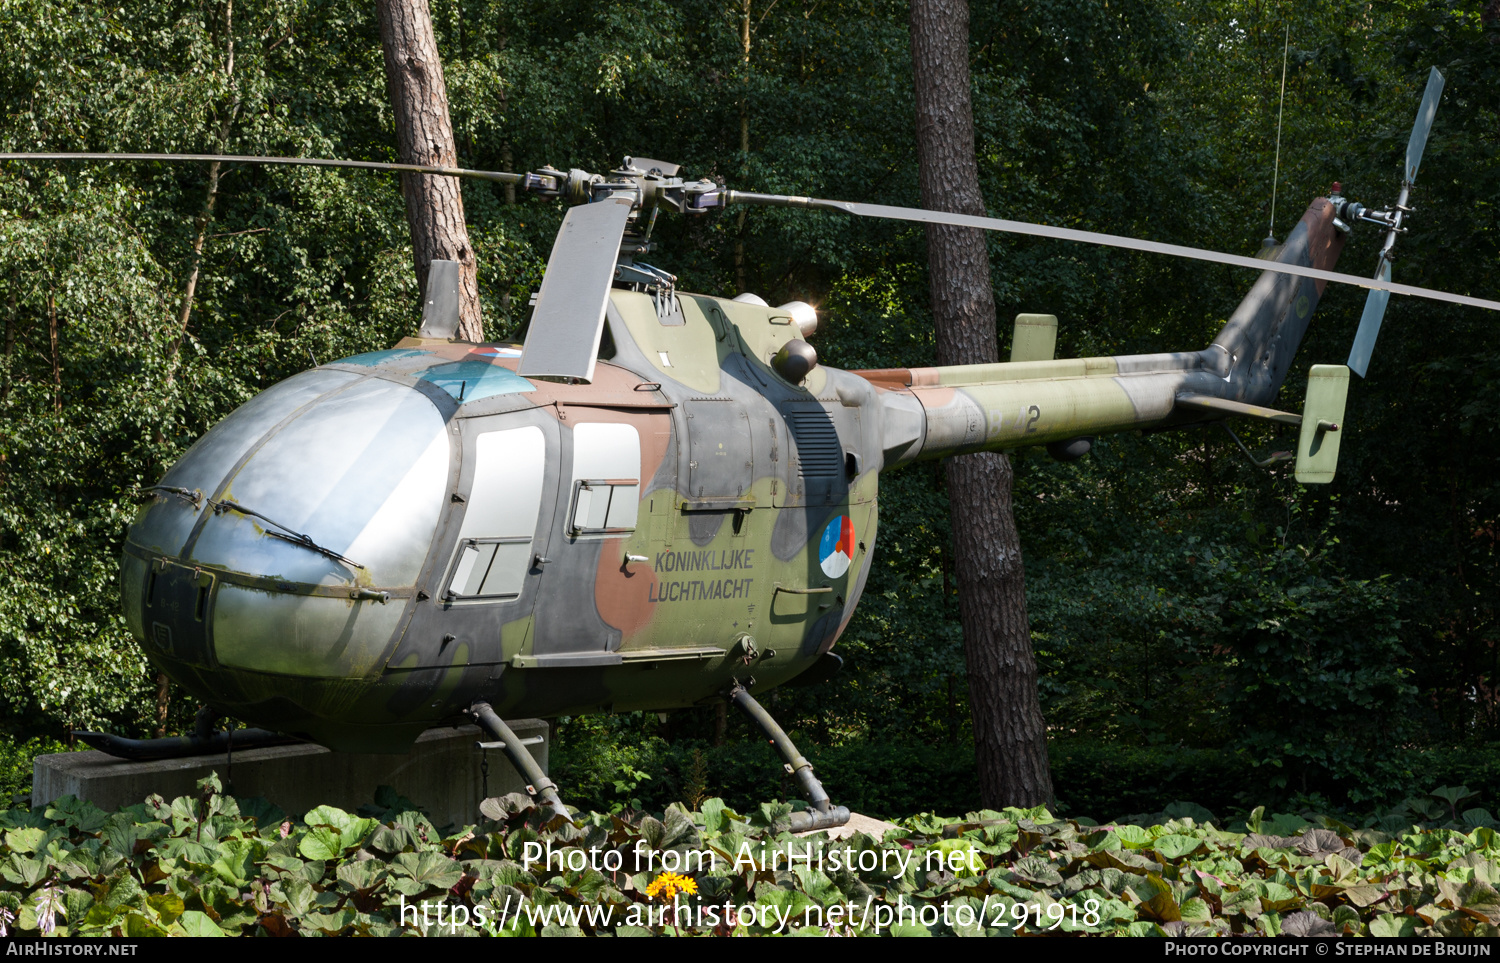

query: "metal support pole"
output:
729 684 850 832
468 702 571 821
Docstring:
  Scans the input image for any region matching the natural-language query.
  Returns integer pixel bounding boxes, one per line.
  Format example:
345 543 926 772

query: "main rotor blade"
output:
723 192 1500 314
0 152 522 185
1347 261 1393 378
1406 67 1445 186
518 197 635 383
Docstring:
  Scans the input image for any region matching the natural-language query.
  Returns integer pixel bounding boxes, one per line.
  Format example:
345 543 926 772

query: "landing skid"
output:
74 706 302 761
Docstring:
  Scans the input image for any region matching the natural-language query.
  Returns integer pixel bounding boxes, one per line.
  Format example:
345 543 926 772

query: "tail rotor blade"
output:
1406 67 1445 185
1347 262 1393 378
1346 66 1443 378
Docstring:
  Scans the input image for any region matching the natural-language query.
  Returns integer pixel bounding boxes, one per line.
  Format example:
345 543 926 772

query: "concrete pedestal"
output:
32 720 548 829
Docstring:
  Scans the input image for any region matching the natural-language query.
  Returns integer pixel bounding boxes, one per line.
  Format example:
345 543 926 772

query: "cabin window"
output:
569 423 641 537
445 426 545 600
570 479 640 535
449 536 535 597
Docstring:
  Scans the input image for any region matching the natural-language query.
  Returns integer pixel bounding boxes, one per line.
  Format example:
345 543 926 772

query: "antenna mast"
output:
1267 21 1290 245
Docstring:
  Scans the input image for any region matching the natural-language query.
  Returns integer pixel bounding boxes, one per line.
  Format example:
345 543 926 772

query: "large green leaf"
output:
1113 825 1155 849
1369 913 1419 937
1152 834 1201 861
336 858 388 894
391 851 464 892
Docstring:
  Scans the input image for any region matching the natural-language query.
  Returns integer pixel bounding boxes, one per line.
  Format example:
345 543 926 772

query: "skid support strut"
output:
468 702 571 821
729 684 851 832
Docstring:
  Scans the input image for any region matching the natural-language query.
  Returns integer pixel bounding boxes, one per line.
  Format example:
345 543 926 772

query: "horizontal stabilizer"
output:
1175 393 1302 426
1295 365 1351 484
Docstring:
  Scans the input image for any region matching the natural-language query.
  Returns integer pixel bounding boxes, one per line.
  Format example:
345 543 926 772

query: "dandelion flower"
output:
646 871 698 901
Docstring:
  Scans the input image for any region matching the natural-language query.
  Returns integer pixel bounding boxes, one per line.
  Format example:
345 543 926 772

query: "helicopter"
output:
6 68 1497 827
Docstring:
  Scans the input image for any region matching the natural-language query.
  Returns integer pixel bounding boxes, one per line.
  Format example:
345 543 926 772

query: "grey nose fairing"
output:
121 352 528 751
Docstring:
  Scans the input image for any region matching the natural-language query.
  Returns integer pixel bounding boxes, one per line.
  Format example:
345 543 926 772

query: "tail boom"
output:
860 195 1348 468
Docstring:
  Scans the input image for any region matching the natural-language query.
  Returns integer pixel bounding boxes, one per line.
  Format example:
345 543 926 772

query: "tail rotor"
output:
1344 66 1446 378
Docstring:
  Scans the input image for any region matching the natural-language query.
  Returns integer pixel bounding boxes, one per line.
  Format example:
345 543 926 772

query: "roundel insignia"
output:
818 515 855 578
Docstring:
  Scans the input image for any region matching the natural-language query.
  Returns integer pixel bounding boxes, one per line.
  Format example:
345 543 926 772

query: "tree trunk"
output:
170 0 238 382
909 0 1053 808
1 288 14 408
47 292 60 415
0 289 10 554
169 158 222 373
376 0 482 341
154 672 170 739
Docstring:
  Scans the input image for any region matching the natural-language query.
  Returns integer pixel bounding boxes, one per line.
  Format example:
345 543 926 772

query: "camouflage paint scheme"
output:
119 195 1344 753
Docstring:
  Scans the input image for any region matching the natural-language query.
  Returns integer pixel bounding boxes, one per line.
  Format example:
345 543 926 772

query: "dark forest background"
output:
0 0 1497 816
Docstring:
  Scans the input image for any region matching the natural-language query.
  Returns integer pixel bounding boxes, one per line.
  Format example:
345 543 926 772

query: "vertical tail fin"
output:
1210 197 1347 405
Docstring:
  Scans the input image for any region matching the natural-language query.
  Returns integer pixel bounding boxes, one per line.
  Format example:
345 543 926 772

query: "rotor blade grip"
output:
626 157 680 176
725 190 834 210
1347 262 1393 378
518 197 634 383
1406 67 1445 185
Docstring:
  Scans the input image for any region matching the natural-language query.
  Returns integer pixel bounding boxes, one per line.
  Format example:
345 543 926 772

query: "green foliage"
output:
1024 457 1420 797
1220 555 1415 802
553 721 984 819
5 776 1500 936
556 727 1500 823
0 0 425 736
0 738 65 802
1048 742 1244 822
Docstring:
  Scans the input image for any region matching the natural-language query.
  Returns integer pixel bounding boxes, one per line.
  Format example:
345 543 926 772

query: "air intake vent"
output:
788 409 841 480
